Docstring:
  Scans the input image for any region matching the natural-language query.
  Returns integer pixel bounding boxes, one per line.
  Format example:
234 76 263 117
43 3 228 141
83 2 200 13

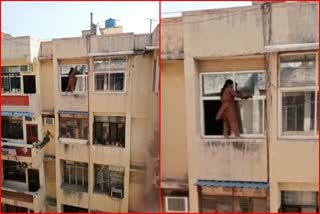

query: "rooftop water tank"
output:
105 18 119 28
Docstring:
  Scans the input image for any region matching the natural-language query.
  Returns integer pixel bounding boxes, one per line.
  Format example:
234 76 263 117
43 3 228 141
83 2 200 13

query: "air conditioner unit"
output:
44 117 55 125
165 196 188 212
20 64 32 72
111 186 123 199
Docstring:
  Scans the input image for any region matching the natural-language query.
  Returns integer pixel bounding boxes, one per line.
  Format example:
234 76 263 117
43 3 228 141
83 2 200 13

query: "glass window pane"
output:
201 197 216 212
110 58 126 70
282 91 315 135
95 74 107 91
235 72 266 96
234 198 250 212
94 60 109 71
202 73 233 97
280 55 316 87
217 197 232 212
237 99 264 135
252 199 267 212
109 73 124 91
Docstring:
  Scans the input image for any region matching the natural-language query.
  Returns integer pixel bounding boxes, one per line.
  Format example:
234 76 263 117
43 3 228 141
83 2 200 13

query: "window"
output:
2 116 23 139
3 161 26 182
59 64 88 92
279 54 318 137
94 164 124 198
93 116 125 147
63 161 88 191
2 66 21 94
200 71 266 137
63 205 88 213
152 58 159 93
201 196 267 213
94 57 126 92
2 204 28 213
281 191 318 213
23 75 36 94
59 114 88 139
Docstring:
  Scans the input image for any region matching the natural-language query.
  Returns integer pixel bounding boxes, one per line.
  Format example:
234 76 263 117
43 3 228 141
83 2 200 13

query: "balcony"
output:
2 138 48 168
2 186 45 212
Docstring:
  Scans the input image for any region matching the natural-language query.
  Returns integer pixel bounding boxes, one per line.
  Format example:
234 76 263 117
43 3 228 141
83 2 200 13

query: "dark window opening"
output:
63 205 88 213
63 161 88 192
26 124 38 144
28 169 40 192
23 75 36 94
203 100 223 135
3 160 26 182
61 77 69 92
2 204 28 213
2 116 23 139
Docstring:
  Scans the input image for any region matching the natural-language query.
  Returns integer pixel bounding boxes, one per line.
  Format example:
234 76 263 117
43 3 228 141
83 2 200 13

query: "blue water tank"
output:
105 18 117 28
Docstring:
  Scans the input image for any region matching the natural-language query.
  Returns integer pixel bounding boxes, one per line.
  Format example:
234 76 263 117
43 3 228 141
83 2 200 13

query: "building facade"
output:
1 24 159 212
161 2 318 212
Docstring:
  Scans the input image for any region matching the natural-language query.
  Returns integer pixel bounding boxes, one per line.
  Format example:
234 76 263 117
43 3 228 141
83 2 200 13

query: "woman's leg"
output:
223 120 231 138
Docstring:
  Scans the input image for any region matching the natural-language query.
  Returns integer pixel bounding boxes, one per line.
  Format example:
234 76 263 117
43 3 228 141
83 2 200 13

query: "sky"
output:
2 1 252 40
1 1 159 40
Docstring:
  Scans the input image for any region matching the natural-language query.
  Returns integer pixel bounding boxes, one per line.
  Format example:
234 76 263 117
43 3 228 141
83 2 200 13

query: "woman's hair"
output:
220 79 234 98
68 67 74 76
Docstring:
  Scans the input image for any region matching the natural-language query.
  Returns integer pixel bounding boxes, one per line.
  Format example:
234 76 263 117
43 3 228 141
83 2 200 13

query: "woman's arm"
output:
229 88 252 99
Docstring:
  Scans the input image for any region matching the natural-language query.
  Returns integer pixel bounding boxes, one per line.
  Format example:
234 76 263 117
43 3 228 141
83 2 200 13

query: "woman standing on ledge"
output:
216 79 251 138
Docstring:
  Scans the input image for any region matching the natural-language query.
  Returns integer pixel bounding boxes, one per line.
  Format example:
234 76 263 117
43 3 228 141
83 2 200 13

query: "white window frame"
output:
2 65 22 94
59 64 88 94
93 56 127 94
63 161 88 188
200 70 266 139
278 53 318 139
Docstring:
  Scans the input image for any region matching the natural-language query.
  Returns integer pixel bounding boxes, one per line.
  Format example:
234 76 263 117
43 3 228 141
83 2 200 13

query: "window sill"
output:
278 136 318 140
93 143 125 149
93 190 123 200
59 138 88 145
60 92 87 96
61 183 88 193
92 91 126 95
2 93 23 96
201 135 265 140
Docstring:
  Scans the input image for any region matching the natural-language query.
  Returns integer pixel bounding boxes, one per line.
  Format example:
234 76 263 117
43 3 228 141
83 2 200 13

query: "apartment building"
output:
161 2 318 213
1 21 159 212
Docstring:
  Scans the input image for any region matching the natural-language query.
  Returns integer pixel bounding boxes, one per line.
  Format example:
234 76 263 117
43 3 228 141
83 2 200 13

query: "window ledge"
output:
203 138 266 144
93 144 125 149
93 190 122 200
92 91 126 95
61 183 88 193
278 136 318 141
60 92 87 96
59 138 88 145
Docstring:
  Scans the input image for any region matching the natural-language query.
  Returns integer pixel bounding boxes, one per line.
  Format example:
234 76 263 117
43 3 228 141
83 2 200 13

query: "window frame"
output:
93 116 126 148
59 114 89 140
199 70 267 139
62 161 88 191
93 164 124 196
59 64 88 94
2 116 24 140
1 65 22 94
93 56 127 94
278 53 318 139
152 57 159 93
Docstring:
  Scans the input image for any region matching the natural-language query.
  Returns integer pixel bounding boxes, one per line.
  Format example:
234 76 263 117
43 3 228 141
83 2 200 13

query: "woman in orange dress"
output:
66 67 80 92
216 79 251 138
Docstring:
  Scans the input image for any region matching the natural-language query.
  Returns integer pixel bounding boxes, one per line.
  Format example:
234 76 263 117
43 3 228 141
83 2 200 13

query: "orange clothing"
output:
216 87 241 137
66 70 79 92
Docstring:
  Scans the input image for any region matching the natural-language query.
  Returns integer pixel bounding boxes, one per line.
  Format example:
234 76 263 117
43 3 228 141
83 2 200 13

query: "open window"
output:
94 164 124 198
279 54 318 138
59 114 88 139
3 160 26 182
93 57 126 92
23 75 36 94
93 116 125 147
63 205 88 213
62 161 88 192
2 116 23 140
59 64 88 93
200 71 266 138
2 66 21 94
